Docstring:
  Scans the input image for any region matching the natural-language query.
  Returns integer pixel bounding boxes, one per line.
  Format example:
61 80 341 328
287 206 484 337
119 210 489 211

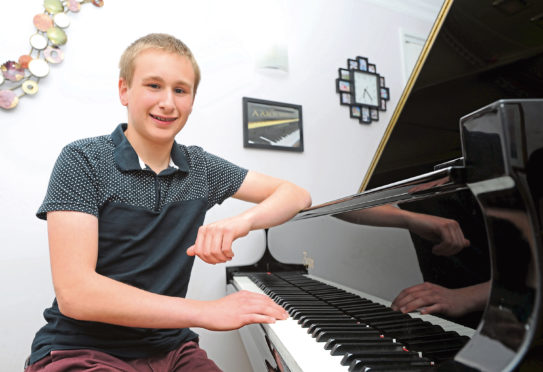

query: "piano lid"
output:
363 0 543 191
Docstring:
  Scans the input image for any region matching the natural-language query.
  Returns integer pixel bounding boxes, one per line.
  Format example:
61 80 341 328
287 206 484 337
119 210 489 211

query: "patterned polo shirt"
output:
29 123 248 364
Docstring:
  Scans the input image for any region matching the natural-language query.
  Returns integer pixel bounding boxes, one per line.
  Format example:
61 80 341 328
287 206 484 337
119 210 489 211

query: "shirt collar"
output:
111 124 189 173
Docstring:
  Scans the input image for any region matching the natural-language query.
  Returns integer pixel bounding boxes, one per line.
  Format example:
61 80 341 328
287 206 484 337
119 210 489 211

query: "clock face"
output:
352 71 379 108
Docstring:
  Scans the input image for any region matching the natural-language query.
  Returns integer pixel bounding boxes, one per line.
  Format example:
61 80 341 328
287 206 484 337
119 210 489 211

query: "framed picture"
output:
350 105 361 119
370 107 379 121
336 79 351 93
339 68 350 80
348 58 358 70
380 87 390 100
368 63 376 73
242 97 304 152
340 92 352 105
360 106 371 124
380 98 387 111
357 56 368 71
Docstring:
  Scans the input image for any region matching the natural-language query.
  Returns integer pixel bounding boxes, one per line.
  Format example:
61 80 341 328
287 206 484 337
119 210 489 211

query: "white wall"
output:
1 1 437 370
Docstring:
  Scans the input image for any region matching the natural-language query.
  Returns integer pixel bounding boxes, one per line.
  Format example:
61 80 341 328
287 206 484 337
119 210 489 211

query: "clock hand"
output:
363 88 373 101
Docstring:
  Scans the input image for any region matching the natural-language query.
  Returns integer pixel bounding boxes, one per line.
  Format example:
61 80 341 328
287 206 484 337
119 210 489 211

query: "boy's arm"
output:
336 205 470 256
49 210 288 328
186 170 312 264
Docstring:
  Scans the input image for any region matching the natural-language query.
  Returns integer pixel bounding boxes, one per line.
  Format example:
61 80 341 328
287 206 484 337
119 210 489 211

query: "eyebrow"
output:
142 76 192 87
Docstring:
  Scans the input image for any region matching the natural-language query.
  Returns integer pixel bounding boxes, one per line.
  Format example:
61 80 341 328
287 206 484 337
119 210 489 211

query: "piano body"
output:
227 0 543 371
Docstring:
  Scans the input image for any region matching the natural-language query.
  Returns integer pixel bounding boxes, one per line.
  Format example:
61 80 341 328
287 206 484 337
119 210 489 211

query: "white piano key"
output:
233 276 349 372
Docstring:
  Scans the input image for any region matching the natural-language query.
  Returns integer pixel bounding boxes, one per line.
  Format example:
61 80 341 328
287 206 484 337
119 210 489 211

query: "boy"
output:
26 33 311 371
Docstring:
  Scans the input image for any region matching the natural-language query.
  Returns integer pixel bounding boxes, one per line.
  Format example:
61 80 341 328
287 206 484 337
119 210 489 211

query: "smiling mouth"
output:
150 114 177 122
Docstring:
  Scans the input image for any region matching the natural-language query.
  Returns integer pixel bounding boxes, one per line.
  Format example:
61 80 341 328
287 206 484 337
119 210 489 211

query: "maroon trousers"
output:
25 341 222 372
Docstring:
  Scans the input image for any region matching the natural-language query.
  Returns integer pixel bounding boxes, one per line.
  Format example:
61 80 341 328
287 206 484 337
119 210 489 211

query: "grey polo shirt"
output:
30 123 248 364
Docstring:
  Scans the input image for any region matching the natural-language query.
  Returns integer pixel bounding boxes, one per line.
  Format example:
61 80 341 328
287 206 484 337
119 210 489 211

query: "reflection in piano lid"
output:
227 0 543 370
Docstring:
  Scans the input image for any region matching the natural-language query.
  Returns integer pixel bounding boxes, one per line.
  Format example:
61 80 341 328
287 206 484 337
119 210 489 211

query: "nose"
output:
158 90 175 112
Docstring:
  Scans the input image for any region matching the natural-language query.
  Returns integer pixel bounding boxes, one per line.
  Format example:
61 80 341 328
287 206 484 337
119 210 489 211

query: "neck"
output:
124 128 173 174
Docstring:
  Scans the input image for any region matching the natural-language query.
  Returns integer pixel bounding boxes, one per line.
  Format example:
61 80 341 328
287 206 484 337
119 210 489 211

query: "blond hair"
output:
119 33 201 95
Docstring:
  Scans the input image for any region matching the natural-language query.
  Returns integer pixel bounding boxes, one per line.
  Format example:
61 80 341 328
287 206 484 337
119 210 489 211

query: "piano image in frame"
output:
227 0 543 371
242 97 304 152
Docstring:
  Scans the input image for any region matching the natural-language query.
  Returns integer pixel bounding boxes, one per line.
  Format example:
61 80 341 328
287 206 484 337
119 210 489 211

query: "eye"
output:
174 88 185 94
147 83 160 89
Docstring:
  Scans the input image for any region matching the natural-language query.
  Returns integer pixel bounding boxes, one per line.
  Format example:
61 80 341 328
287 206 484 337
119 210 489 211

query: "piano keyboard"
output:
232 272 475 372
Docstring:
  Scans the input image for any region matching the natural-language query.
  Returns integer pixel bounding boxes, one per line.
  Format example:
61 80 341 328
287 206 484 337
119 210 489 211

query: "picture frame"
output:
380 87 390 100
370 107 379 121
348 58 358 70
340 92 352 105
357 56 368 71
380 98 387 111
368 63 376 73
350 105 361 119
360 106 371 124
336 79 351 93
242 97 304 152
339 68 350 80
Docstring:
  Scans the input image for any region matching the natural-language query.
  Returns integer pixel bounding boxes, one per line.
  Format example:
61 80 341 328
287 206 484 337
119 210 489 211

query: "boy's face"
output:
119 49 195 146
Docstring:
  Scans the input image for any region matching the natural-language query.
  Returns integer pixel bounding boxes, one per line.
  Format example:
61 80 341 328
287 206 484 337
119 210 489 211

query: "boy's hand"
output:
197 290 289 331
186 216 252 264
406 213 470 256
391 282 486 318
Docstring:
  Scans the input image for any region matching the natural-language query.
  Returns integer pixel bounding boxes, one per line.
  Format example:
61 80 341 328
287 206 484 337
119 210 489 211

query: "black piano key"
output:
395 331 465 342
370 318 424 327
325 336 394 350
336 348 420 360
349 360 435 372
384 325 445 339
378 322 439 333
331 342 405 354
291 309 345 320
420 347 465 363
315 329 381 342
332 343 413 357
298 314 352 325
342 352 430 368
307 321 362 334
405 338 467 353
355 313 411 323
309 324 369 336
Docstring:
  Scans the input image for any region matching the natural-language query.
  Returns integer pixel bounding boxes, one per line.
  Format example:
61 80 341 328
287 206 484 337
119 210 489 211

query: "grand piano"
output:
227 0 543 370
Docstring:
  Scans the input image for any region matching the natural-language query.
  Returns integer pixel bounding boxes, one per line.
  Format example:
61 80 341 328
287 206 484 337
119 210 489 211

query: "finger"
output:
419 303 443 315
186 245 195 256
221 231 235 260
399 293 436 313
209 228 229 263
192 226 208 260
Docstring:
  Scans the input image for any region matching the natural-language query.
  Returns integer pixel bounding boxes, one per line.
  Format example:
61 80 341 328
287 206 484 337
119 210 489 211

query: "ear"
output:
118 78 129 107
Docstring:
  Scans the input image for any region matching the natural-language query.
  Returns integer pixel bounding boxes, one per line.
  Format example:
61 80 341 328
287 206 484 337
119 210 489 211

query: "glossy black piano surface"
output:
227 0 543 371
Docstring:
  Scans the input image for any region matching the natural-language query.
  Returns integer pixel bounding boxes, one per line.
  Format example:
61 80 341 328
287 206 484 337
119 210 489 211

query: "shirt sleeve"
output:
203 150 248 209
36 143 100 220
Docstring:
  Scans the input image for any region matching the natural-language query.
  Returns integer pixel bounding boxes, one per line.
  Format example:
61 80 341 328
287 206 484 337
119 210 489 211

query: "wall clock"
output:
336 56 390 124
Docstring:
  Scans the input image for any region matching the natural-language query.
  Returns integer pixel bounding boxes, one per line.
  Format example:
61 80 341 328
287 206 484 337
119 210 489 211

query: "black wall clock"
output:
336 56 390 124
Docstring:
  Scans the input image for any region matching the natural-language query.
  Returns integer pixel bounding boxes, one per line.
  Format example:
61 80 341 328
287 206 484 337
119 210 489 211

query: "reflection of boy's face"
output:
119 49 195 146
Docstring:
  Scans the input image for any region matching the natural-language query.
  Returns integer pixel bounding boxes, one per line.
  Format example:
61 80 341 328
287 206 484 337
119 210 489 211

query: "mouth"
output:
150 113 177 123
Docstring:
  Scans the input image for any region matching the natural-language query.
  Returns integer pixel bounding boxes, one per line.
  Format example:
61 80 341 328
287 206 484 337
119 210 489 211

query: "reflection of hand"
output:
186 216 251 264
197 290 288 331
391 281 489 317
406 212 470 256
